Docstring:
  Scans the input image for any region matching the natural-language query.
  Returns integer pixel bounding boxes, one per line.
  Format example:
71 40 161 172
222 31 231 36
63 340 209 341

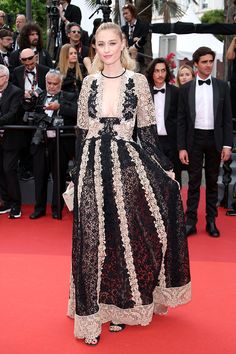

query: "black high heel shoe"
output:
84 335 100 345
109 322 126 332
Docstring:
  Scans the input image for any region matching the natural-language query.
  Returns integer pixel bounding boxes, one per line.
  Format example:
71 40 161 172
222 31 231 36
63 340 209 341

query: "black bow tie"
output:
26 70 35 75
198 79 211 86
1 52 8 57
153 88 165 94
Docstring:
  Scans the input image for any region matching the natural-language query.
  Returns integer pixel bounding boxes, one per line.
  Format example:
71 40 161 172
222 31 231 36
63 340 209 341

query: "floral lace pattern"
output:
71 70 191 341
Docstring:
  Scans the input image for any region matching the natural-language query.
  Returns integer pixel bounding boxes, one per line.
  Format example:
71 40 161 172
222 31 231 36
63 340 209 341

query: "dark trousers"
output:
31 136 75 213
158 135 182 186
31 143 49 212
0 144 21 208
48 137 75 212
186 129 221 225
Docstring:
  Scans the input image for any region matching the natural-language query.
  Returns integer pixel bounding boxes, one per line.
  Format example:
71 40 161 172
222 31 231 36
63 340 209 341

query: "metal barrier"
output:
1 125 76 220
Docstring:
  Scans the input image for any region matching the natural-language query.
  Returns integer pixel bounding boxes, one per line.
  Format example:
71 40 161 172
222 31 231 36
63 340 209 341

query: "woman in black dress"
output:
67 22 191 346
57 43 83 97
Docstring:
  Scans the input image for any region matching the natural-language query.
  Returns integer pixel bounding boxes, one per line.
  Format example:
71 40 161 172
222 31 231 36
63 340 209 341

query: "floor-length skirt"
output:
68 133 191 339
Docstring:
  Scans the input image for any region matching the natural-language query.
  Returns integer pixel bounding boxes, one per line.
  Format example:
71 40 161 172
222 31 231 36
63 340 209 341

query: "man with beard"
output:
9 22 53 72
0 29 13 68
12 14 27 51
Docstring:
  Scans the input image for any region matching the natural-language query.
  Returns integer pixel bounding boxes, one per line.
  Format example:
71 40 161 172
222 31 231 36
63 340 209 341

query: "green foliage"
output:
201 9 224 24
0 0 47 30
201 9 224 42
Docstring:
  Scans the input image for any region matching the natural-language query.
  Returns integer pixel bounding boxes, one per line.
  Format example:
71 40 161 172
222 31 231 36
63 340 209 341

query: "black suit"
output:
0 82 23 209
12 64 49 91
31 91 77 214
151 84 181 185
61 4 82 44
177 77 233 225
12 64 50 177
122 19 149 68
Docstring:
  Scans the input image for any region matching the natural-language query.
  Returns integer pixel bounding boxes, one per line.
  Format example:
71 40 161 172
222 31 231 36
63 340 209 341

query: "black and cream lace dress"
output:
67 70 191 340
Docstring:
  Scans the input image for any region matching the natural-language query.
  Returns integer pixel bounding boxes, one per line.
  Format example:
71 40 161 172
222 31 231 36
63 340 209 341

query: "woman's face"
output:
68 47 78 64
95 29 124 67
178 67 194 85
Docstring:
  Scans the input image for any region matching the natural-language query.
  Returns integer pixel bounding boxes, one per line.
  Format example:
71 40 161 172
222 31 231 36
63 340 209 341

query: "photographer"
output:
58 0 82 45
12 48 49 181
0 65 23 219
121 3 149 73
28 69 77 219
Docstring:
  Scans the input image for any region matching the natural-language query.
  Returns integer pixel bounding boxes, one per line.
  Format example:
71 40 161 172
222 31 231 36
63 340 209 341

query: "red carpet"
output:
0 187 236 354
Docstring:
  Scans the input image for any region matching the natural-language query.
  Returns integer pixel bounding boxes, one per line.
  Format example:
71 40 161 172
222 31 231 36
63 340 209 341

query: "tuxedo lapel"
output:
188 79 196 122
164 84 170 120
212 77 219 122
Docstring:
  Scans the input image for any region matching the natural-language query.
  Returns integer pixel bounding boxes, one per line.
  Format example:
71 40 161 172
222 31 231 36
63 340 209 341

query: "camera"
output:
47 0 59 20
96 0 112 5
93 0 112 23
31 112 54 145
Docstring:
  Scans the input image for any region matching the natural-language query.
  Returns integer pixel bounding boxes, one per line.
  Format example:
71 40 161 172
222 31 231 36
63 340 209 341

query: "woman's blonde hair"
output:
91 22 136 74
57 43 83 81
176 64 195 86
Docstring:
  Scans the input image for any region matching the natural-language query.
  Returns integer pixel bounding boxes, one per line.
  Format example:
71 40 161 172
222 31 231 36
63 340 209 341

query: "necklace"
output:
101 69 126 79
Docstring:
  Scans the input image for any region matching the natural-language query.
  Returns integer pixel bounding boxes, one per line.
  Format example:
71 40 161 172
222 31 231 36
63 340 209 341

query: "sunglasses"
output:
70 30 81 34
49 69 60 74
21 55 35 62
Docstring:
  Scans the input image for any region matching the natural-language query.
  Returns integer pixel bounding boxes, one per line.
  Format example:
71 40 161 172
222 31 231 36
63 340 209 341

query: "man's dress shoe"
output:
186 224 197 237
52 211 59 219
29 210 46 219
206 221 220 237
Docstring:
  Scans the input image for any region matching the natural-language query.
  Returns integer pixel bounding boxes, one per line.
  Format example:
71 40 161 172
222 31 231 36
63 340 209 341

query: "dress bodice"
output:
77 70 157 141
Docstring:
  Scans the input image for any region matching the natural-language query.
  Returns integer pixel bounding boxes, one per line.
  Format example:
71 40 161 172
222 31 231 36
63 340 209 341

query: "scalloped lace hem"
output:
67 282 191 339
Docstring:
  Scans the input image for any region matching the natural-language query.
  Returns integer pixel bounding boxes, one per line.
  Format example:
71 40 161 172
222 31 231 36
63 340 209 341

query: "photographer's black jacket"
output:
0 82 23 150
33 90 77 127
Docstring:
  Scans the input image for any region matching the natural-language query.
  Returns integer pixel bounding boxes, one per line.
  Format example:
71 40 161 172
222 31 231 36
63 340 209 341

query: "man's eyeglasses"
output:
0 15 5 18
21 55 35 62
70 30 81 34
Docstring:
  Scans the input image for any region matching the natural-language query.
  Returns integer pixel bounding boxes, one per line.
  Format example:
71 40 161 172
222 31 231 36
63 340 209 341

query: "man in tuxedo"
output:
146 57 181 185
28 70 77 219
178 46 233 237
0 65 23 218
0 29 13 68
12 48 50 181
121 3 149 73
58 0 82 45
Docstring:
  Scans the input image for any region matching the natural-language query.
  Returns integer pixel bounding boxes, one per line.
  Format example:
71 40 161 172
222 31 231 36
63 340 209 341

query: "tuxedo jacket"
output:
0 82 23 150
121 19 149 48
34 90 77 127
11 64 49 92
177 77 233 153
121 19 149 63
151 83 179 149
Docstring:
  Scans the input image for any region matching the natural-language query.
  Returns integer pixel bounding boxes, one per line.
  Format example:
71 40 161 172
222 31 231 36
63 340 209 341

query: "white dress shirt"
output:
24 67 38 92
153 83 167 136
195 75 214 130
45 96 56 138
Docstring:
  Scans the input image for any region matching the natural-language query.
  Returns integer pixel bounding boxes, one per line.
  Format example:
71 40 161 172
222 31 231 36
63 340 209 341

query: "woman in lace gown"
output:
67 22 191 345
